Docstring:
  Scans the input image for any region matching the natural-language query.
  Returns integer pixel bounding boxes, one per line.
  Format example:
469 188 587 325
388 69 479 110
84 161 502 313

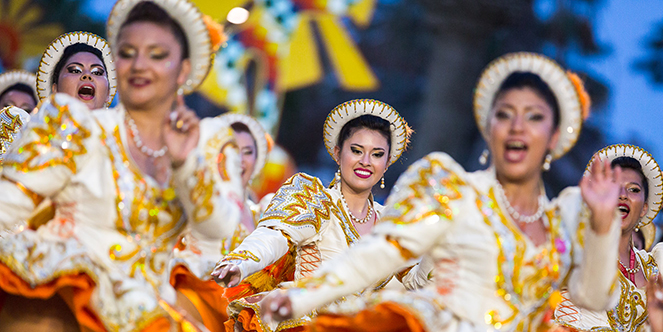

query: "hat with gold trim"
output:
474 52 589 160
217 113 272 181
586 144 662 250
0 71 37 104
106 0 215 95
37 32 117 107
323 99 411 166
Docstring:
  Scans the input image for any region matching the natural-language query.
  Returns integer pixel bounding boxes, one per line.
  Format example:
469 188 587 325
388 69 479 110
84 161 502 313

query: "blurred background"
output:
2 0 663 221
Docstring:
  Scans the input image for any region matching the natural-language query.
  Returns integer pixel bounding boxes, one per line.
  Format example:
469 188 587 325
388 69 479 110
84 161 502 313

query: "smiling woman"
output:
212 99 411 332
37 32 116 110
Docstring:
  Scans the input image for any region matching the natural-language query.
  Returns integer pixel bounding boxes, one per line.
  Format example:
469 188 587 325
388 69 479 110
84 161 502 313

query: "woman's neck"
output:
619 231 634 261
124 98 173 142
496 173 542 214
340 181 371 215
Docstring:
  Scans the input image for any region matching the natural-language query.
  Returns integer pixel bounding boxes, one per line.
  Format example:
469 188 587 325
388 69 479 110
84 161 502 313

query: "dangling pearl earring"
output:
542 153 553 171
177 87 184 96
335 168 341 183
479 149 489 165
380 177 385 189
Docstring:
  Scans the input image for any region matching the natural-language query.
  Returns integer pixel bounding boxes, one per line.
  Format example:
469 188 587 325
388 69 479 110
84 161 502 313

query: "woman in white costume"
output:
37 31 117 110
212 99 411 332
219 113 275 228
261 52 623 332
0 70 38 111
0 0 244 331
555 144 663 332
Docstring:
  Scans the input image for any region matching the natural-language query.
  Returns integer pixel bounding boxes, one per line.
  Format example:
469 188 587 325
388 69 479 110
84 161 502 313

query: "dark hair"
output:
493 72 561 130
611 156 648 200
231 122 251 135
120 1 189 59
52 43 107 86
231 122 257 154
337 115 391 156
0 83 37 106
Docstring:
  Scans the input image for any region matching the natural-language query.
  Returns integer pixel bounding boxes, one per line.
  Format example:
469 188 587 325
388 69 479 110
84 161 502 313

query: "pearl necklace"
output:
339 187 373 224
126 112 168 158
619 247 640 274
495 183 545 224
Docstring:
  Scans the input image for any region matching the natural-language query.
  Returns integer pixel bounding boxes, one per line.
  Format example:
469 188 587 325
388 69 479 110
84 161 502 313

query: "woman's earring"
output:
380 177 385 189
542 153 553 171
335 168 341 183
177 87 184 96
479 149 489 165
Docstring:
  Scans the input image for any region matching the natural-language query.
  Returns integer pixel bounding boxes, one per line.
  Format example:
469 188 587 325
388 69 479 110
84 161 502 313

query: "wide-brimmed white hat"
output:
217 113 271 181
323 99 410 166
106 0 213 95
474 52 586 160
586 144 662 250
0 70 37 103
37 32 116 107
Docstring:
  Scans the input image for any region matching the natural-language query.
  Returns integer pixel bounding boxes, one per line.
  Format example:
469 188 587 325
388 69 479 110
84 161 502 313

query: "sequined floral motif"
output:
607 253 658 332
4 96 90 173
477 191 573 331
0 108 24 156
259 173 338 232
191 167 215 222
382 156 464 225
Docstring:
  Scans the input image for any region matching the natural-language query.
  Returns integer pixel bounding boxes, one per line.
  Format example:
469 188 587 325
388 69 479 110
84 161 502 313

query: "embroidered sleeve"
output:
287 152 470 318
257 173 337 245
556 187 621 312
0 94 99 230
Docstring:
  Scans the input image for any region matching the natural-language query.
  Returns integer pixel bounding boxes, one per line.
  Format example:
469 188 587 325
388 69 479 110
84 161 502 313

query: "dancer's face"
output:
0 90 35 110
115 22 190 110
334 128 389 194
53 52 109 110
235 130 257 188
488 87 559 183
616 168 648 234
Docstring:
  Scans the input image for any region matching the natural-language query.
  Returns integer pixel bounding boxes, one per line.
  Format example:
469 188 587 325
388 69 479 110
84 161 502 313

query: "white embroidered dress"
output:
0 94 245 331
286 152 621 332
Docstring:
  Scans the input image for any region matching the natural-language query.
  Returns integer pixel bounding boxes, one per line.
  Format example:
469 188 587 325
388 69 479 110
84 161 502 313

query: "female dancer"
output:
262 52 623 332
37 31 116 110
212 99 411 331
555 144 663 332
0 0 243 331
219 113 274 227
0 70 38 110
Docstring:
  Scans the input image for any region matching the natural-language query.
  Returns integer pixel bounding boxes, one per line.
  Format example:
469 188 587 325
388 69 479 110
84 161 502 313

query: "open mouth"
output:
78 85 95 101
504 140 528 162
129 77 150 87
618 203 630 219
354 168 372 179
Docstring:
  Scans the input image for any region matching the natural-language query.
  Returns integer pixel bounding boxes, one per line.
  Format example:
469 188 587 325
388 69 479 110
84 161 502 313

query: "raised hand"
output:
163 94 200 168
211 263 241 288
580 157 622 234
261 289 293 322
647 274 663 332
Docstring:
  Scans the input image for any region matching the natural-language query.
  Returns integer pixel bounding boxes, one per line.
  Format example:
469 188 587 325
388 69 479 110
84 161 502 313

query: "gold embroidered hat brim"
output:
106 0 212 95
323 99 410 166
217 113 269 181
37 32 117 107
0 70 37 103
586 144 663 249
473 52 583 160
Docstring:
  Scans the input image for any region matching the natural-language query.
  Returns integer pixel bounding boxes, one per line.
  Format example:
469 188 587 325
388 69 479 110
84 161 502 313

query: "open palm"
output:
580 158 622 234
